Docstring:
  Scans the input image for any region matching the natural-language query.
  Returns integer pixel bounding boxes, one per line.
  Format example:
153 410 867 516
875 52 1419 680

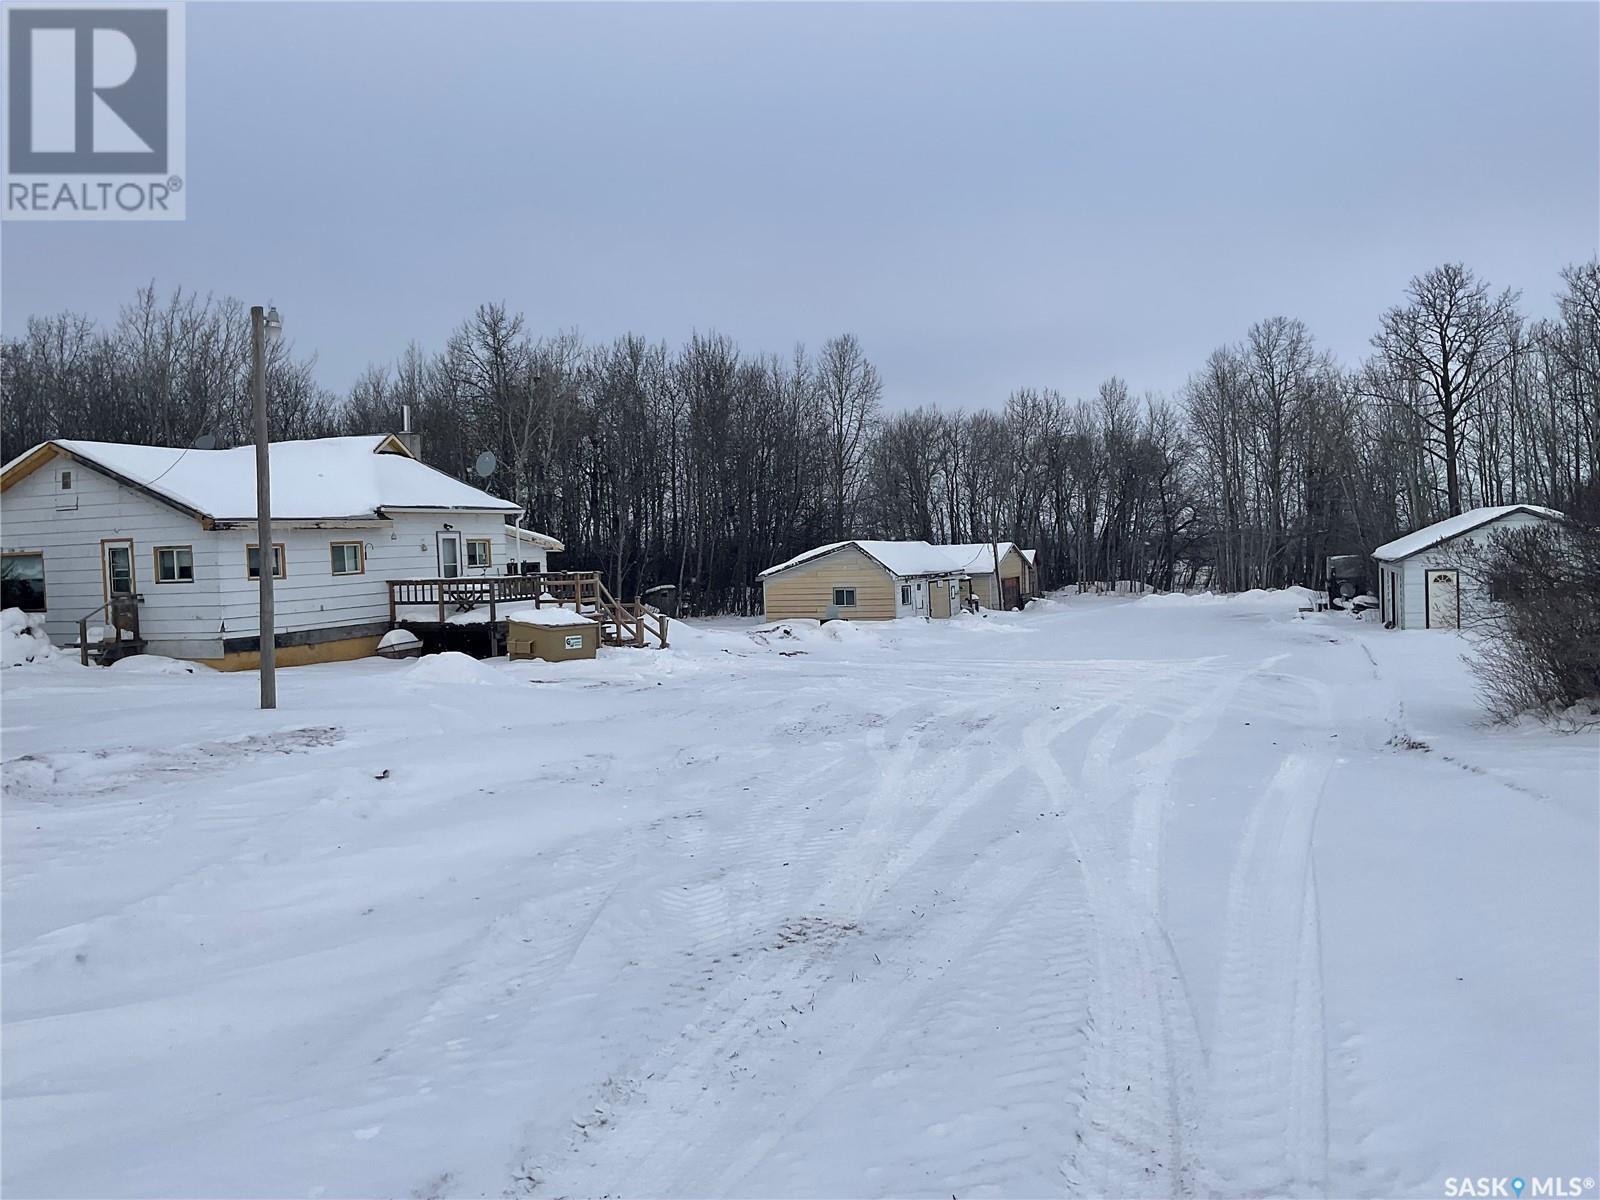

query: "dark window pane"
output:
2 555 46 611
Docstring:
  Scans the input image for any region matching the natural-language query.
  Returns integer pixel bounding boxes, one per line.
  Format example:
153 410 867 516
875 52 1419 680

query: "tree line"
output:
4 261 1596 613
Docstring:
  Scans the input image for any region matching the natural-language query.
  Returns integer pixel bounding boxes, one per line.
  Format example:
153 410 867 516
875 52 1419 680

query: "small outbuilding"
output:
505 606 600 661
943 542 1039 609
1372 504 1564 630
758 541 965 622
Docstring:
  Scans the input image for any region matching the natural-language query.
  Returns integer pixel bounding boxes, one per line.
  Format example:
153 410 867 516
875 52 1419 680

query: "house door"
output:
102 539 136 602
438 532 463 578
1426 569 1459 629
931 579 952 619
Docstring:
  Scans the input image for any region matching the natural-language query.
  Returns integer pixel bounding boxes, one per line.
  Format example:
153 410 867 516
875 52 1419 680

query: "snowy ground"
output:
3 594 1596 1199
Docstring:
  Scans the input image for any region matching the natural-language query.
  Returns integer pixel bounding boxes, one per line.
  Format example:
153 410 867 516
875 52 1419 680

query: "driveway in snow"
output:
3 593 1596 1198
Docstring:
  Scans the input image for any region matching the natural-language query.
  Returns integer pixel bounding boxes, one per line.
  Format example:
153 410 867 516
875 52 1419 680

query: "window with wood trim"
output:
330 541 365 576
246 543 286 580
155 545 195 583
1 552 46 611
466 537 492 569
833 587 857 608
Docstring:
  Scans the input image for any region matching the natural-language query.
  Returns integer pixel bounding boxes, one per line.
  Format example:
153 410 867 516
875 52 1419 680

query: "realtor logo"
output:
4 3 186 219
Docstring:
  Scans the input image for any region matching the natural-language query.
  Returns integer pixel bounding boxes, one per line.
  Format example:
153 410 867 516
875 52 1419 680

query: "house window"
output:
1 553 46 611
330 541 365 576
59 470 72 490
466 538 492 569
246 543 287 580
55 468 77 510
154 546 195 583
833 587 857 608
900 585 912 605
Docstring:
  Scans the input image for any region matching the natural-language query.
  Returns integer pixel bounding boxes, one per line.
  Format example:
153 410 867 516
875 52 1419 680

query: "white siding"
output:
215 511 514 638
1 459 224 655
1390 510 1556 630
503 531 550 573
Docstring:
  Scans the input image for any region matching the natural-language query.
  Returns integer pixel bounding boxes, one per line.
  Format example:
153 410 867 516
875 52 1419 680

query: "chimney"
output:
394 403 424 459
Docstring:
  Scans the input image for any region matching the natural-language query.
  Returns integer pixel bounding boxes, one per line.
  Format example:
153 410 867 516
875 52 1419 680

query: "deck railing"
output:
386 571 667 648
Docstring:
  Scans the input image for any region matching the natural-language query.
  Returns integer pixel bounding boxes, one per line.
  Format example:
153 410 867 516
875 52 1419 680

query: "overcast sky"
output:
3 1 1597 410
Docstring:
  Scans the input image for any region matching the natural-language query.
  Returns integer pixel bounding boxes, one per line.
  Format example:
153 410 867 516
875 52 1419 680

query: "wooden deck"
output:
386 571 668 651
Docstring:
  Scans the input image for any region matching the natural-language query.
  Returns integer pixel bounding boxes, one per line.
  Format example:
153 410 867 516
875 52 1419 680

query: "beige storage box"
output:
506 607 600 661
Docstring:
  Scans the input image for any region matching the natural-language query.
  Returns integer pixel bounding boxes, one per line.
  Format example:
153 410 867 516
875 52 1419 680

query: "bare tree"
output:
1372 263 1520 515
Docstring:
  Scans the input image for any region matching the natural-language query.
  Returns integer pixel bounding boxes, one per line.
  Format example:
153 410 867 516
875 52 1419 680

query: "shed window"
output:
900 585 912 605
59 469 72 490
55 468 77 510
246 543 286 580
155 546 194 583
1488 569 1526 603
1 553 46 611
330 541 364 576
466 538 492 569
833 587 857 608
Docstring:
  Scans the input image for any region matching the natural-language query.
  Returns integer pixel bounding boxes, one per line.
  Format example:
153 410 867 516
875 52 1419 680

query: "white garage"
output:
1373 504 1564 630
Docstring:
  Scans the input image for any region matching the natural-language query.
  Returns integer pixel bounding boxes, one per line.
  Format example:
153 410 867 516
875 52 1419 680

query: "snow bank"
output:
1136 586 1318 611
406 651 506 686
745 619 886 651
1 609 57 667
107 655 212 676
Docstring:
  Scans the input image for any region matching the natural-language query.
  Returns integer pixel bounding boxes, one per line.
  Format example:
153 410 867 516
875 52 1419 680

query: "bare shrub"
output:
1465 498 1600 722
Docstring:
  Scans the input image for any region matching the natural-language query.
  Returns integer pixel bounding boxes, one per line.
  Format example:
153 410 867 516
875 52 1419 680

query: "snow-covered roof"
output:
1021 548 1038 566
941 543 1024 575
3 435 519 523
759 540 968 580
1372 505 1565 561
505 525 565 553
503 606 596 628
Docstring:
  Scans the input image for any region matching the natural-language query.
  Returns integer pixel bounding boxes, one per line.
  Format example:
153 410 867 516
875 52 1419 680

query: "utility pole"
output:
251 305 282 709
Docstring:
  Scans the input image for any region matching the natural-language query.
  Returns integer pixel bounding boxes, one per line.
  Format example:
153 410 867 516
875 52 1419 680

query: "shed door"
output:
1426 569 1459 629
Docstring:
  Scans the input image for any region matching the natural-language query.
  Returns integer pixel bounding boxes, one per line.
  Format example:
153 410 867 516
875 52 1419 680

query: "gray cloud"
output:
4 1 1596 408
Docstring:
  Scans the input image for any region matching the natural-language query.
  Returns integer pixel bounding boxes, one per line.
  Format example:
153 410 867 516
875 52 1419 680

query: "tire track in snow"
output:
1195 672 1335 1197
1024 710 1207 1198
534 696 1121 1198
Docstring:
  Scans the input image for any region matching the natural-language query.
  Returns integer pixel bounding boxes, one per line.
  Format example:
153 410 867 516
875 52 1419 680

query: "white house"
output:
0 434 558 668
1372 504 1565 630
504 524 564 574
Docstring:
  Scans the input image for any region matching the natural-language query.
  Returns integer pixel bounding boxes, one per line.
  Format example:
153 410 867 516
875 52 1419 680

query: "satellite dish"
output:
473 451 497 479
193 434 217 450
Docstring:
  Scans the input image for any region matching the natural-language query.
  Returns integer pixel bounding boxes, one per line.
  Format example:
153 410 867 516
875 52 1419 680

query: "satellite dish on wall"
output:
473 451 498 479
193 434 217 450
